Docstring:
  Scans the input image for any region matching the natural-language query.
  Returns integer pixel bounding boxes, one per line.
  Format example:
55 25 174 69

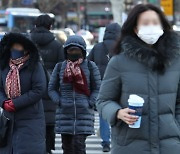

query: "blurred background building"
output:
0 0 179 42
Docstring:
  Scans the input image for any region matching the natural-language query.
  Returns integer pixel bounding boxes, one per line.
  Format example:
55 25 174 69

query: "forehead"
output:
12 43 23 47
138 10 160 21
11 43 24 50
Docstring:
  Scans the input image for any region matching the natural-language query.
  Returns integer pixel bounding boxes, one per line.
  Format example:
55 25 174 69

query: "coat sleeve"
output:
89 61 101 107
48 63 61 104
176 81 180 126
96 56 122 126
0 70 8 107
57 42 64 62
13 63 46 110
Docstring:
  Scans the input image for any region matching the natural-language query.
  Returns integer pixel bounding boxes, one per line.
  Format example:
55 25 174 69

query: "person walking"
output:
31 14 64 154
48 35 101 154
31 14 64 73
97 4 180 154
88 23 121 152
0 33 46 154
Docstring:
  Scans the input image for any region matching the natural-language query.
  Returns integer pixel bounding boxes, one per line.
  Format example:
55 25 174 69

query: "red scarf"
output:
5 55 29 99
63 59 90 96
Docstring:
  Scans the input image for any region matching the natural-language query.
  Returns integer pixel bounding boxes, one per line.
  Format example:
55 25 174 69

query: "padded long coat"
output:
48 35 101 135
0 33 46 154
48 60 101 135
97 32 180 154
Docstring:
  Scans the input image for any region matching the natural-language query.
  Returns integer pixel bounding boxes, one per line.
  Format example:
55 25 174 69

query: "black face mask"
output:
67 53 83 62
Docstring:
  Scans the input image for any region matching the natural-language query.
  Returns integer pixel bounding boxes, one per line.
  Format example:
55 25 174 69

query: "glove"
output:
3 100 16 112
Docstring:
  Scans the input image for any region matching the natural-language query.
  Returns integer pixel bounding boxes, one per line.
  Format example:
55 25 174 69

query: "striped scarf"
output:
63 58 90 96
5 55 29 99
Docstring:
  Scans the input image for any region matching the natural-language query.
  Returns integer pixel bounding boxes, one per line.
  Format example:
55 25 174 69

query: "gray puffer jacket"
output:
48 60 101 135
97 32 180 154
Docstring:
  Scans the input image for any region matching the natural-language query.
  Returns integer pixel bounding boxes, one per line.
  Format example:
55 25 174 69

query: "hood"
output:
31 27 55 46
121 31 180 74
64 35 87 59
103 40 116 56
103 23 121 41
0 33 39 70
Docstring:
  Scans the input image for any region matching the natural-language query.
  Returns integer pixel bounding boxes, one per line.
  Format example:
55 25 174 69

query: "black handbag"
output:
0 108 10 147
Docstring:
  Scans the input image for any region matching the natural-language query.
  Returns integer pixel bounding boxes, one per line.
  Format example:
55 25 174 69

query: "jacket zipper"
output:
73 90 76 135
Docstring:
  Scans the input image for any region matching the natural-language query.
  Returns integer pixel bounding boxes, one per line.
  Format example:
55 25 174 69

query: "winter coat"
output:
48 59 101 135
0 33 46 154
48 35 101 135
88 23 121 78
31 27 64 125
97 32 180 154
31 27 64 72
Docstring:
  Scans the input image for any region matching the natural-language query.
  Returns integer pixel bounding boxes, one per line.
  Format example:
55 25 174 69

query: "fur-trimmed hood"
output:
121 31 180 73
0 33 39 70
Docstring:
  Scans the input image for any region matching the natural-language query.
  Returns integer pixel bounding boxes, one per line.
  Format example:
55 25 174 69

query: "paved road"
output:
52 113 111 154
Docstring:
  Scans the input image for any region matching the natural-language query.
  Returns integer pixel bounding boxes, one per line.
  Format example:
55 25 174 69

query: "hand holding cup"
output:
117 108 139 125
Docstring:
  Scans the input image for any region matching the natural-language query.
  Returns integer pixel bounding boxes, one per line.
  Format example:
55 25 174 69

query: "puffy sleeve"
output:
48 63 61 104
57 42 65 62
176 80 180 126
89 61 101 108
0 70 8 107
96 56 122 126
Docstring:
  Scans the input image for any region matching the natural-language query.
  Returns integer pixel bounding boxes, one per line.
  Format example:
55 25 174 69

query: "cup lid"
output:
128 94 144 105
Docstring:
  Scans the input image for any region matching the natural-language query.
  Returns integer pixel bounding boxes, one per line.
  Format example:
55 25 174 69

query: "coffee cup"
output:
128 94 144 128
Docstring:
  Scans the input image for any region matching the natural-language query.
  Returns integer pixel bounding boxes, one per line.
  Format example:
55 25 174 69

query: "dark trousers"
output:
46 126 55 153
61 134 87 154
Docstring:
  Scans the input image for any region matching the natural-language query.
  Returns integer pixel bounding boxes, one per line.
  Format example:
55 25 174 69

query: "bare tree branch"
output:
37 0 61 12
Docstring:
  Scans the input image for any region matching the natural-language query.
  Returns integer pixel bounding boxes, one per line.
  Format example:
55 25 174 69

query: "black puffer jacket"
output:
88 23 121 78
31 27 64 125
31 27 64 72
48 35 101 135
97 32 180 154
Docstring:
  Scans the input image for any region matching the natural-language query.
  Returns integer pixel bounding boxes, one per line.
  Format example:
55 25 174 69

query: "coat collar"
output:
121 31 180 73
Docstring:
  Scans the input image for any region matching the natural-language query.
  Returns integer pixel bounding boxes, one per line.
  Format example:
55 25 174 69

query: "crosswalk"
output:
52 112 111 154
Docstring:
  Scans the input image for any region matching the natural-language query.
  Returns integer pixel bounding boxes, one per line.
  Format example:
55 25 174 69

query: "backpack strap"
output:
56 62 63 79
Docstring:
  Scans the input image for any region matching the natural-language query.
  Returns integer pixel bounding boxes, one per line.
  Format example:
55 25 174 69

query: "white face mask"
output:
137 25 164 45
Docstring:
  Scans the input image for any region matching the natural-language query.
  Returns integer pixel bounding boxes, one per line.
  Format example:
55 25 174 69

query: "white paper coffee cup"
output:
128 94 144 128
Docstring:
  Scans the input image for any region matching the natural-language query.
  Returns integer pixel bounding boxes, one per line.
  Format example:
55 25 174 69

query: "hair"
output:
114 4 172 54
35 14 53 30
